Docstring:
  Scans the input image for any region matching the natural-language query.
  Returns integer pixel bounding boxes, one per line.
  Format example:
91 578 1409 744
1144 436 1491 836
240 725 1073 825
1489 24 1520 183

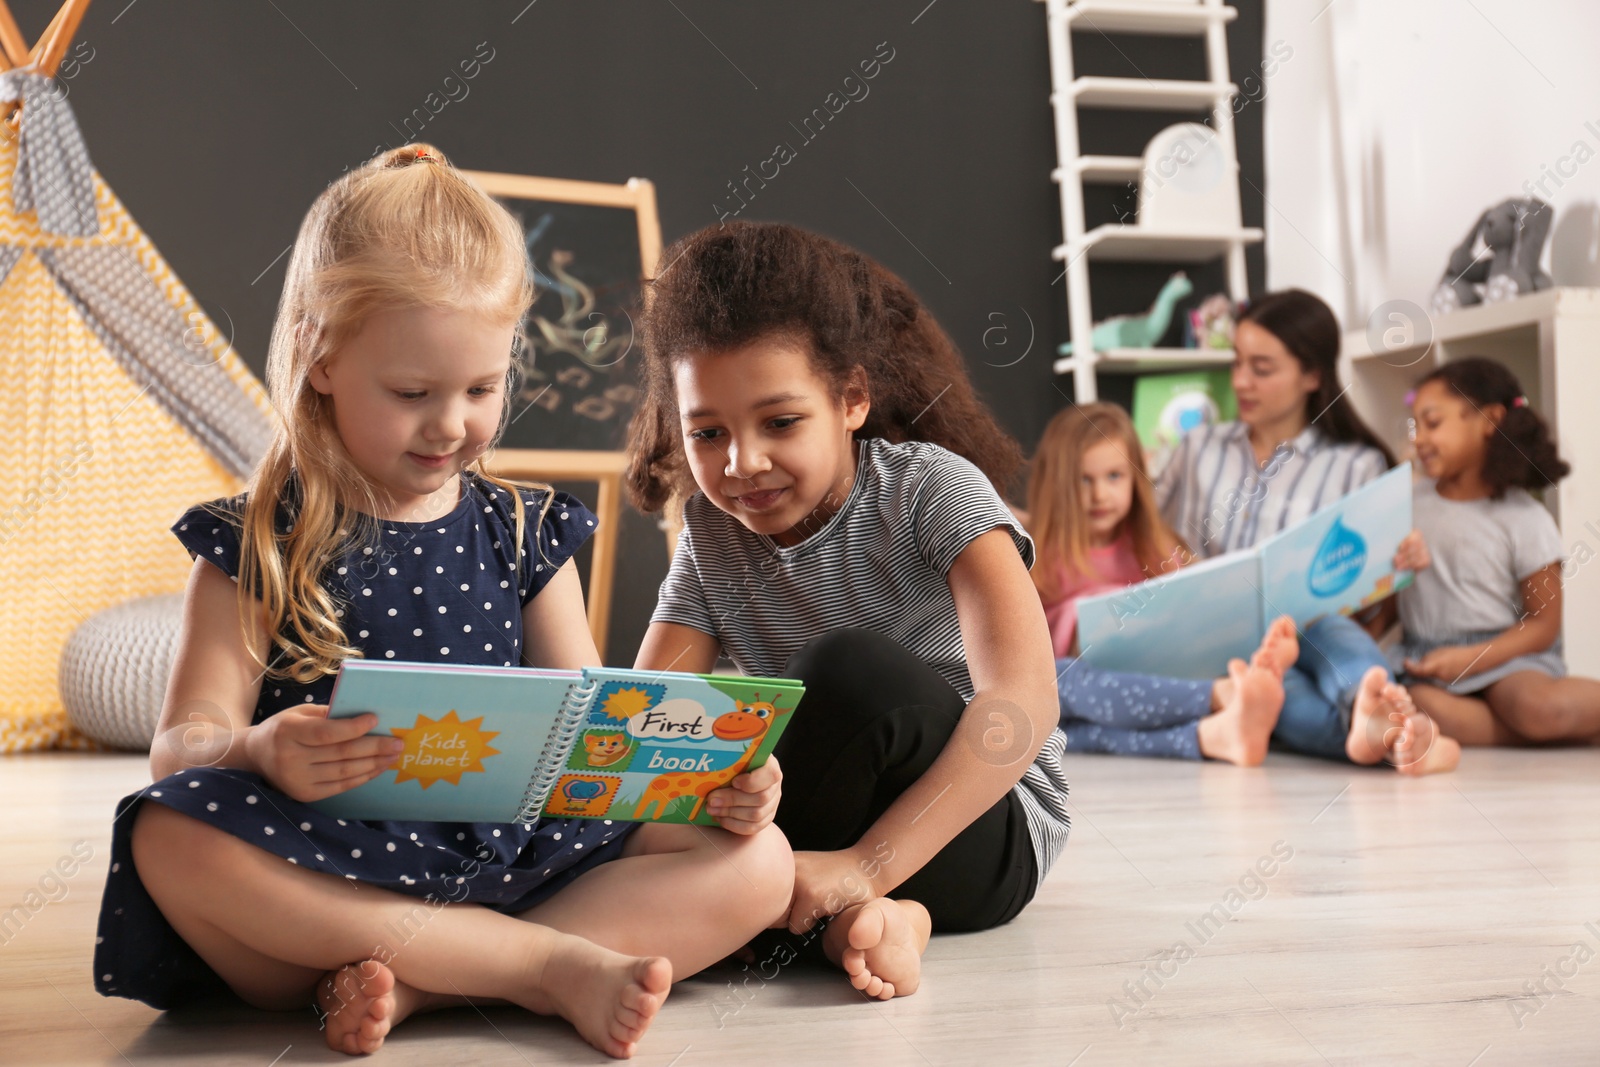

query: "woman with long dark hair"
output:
1154 289 1455 773
1159 289 1394 557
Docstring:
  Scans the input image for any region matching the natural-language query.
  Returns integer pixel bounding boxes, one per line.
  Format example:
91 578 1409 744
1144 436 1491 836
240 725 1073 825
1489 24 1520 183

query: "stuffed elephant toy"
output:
1431 198 1553 315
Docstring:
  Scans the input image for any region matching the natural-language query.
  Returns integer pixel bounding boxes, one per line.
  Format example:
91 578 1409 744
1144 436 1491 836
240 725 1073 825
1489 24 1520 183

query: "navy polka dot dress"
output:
93 471 635 1009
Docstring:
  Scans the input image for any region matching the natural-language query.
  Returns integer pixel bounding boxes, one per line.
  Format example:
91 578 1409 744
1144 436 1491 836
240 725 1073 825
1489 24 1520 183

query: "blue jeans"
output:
1274 614 1391 761
1055 657 1209 761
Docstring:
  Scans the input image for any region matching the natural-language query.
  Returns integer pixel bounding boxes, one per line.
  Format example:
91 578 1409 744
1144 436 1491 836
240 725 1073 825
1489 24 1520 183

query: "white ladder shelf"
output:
1040 0 1262 400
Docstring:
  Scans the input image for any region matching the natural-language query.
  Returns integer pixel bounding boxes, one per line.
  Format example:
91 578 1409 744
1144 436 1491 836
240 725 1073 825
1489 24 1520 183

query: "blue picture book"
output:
1074 463 1414 679
309 662 802 824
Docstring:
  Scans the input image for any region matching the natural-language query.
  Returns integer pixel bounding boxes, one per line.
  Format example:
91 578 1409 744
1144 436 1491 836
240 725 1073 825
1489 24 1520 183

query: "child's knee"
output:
783 627 896 689
131 800 187 855
130 801 230 876
1540 707 1583 741
753 825 797 898
1500 692 1574 741
728 825 795 922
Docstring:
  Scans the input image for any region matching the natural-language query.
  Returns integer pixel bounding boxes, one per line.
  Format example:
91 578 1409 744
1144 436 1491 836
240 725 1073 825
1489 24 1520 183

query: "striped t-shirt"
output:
1156 421 1389 558
651 436 1072 880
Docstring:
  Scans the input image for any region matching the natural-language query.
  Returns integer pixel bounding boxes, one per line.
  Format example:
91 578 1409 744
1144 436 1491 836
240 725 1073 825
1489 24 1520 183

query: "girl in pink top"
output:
1027 404 1296 764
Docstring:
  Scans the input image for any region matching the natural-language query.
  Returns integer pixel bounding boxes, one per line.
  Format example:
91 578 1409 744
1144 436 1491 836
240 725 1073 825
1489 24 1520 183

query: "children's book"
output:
1075 463 1414 679
309 663 802 825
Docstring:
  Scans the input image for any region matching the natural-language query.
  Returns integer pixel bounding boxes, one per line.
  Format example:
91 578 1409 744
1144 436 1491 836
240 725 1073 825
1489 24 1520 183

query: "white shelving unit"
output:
1040 0 1261 398
1095 346 1238 372
1343 287 1600 676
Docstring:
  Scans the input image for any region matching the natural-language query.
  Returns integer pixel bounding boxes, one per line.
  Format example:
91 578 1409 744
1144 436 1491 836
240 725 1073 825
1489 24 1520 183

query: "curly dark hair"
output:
1419 357 1569 498
1238 289 1396 466
624 221 1023 512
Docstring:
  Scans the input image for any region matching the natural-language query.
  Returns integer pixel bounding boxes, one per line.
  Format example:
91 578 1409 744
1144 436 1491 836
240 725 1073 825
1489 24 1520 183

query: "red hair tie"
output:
1511 395 1528 408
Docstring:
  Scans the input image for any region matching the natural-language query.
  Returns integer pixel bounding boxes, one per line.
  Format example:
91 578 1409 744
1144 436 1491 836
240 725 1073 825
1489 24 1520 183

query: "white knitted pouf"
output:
59 594 185 751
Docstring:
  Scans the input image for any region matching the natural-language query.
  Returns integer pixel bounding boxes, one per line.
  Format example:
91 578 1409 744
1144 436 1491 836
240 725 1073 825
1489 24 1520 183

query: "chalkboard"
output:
461 172 662 452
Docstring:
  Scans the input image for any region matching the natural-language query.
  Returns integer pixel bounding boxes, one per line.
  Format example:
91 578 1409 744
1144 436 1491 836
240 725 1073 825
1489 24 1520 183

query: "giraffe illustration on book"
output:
633 696 783 821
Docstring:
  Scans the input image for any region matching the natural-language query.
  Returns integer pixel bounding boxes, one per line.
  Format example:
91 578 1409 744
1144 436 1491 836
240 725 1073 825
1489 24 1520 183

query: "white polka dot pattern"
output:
168 473 595 725
95 481 613 1008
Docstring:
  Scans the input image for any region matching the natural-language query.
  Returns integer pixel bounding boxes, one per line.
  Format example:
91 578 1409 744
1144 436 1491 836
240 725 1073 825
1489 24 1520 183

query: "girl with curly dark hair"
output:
628 221 1068 1000
1398 357 1598 745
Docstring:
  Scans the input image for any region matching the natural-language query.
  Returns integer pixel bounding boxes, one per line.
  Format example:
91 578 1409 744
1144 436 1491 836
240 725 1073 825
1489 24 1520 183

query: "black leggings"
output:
773 628 1039 934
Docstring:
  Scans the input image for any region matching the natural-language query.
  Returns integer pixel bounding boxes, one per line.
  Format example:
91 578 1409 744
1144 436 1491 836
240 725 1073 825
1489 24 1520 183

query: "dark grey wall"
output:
30 0 1262 663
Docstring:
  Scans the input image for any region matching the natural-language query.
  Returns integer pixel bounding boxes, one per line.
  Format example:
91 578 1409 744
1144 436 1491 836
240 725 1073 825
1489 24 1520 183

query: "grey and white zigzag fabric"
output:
38 245 273 478
0 71 98 237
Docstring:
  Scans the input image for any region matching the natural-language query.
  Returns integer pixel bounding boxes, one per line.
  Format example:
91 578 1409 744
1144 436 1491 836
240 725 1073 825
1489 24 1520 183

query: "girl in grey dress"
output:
1400 357 1600 745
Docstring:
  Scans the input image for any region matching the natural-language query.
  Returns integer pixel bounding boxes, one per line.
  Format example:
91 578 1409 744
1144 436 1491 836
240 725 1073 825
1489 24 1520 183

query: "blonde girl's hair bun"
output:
379 143 449 169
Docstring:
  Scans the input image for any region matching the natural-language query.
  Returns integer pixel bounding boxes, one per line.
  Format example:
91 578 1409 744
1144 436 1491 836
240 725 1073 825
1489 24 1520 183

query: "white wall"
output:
1264 1 1600 676
1263 0 1600 329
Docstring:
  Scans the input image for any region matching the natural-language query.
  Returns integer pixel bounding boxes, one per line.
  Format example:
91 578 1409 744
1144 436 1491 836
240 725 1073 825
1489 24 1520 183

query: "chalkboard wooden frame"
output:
462 170 661 454
462 171 664 660
482 447 628 660
461 170 662 280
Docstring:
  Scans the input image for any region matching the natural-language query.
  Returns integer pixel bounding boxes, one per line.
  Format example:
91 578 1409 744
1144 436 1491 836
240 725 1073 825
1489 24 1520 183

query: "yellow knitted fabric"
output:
0 127 272 752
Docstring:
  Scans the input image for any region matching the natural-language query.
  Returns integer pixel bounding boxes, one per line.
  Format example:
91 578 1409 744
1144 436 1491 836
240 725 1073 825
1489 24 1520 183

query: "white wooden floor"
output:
3 748 1597 1066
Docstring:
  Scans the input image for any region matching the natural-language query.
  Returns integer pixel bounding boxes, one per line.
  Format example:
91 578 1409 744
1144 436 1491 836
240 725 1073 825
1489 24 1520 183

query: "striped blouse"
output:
1156 421 1390 558
652 436 1072 880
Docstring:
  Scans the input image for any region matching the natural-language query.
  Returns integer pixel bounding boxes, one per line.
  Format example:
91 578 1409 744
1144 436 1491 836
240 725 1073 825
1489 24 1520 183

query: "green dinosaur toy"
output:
1058 271 1194 356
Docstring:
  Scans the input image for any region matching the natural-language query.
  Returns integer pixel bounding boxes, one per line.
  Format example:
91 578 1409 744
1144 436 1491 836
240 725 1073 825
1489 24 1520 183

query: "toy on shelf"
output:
1431 197 1553 315
1057 271 1193 356
1184 292 1235 349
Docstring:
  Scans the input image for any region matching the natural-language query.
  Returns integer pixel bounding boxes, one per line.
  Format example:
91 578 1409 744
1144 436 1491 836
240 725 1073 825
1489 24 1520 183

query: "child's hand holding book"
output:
245 703 406 803
1392 529 1431 572
704 756 783 835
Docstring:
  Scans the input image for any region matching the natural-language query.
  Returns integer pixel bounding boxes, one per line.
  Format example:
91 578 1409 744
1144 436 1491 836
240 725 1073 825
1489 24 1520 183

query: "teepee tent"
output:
0 0 274 751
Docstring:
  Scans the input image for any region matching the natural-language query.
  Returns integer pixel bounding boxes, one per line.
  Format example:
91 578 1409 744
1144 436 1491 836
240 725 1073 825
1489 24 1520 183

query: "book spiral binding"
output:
516 676 598 823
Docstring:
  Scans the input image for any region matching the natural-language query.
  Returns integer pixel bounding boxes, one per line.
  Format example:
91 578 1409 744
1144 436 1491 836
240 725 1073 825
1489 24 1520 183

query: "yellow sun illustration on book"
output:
389 710 501 789
598 686 654 722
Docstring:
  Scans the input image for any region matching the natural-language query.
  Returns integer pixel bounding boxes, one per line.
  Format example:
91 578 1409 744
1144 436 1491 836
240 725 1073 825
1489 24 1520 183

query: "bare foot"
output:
318 960 402 1055
1389 686 1461 776
1208 618 1296 711
1196 657 1282 766
320 959 494 1054
527 935 672 1058
823 898 931 1000
1344 666 1397 765
1254 616 1301 678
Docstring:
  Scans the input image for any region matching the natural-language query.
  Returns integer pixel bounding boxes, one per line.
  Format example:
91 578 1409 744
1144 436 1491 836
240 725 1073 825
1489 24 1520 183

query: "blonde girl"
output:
1029 402 1188 653
1027 402 1298 766
93 145 792 1060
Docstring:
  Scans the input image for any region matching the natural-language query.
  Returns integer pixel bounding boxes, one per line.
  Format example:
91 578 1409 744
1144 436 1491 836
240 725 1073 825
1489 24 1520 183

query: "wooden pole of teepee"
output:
23 4 66 66
0 2 26 69
0 0 93 131
33 0 90 78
